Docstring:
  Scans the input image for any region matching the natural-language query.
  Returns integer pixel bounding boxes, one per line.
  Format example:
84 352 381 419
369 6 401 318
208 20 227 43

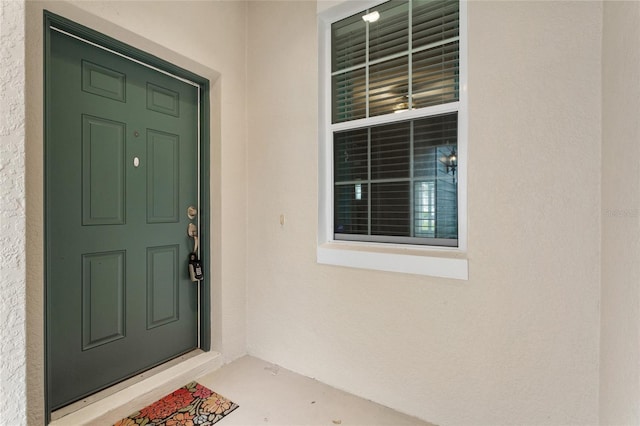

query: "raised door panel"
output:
82 251 126 350
82 60 126 102
146 245 179 329
146 129 179 223
147 83 180 117
82 115 126 225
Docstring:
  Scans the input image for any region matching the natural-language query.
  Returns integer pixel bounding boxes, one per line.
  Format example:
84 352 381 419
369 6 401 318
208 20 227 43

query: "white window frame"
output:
317 0 468 280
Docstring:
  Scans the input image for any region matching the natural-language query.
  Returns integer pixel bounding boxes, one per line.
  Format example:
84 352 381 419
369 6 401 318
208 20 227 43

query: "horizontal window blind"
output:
330 0 460 247
369 56 409 117
332 68 366 122
412 41 459 108
334 113 458 245
369 1 409 61
371 121 410 179
412 0 459 48
332 13 366 72
331 0 459 123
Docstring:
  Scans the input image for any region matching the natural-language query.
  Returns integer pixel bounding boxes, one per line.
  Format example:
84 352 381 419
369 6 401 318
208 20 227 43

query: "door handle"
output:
187 223 198 253
187 223 203 281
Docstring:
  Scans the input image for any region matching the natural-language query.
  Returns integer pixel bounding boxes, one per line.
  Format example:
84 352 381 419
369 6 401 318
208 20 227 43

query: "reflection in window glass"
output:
333 113 457 245
415 181 436 237
329 0 461 246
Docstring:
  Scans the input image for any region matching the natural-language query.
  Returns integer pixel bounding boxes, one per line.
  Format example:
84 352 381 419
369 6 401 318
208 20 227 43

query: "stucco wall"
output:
0 1 27 424
600 1 640 424
246 1 602 424
7 0 639 424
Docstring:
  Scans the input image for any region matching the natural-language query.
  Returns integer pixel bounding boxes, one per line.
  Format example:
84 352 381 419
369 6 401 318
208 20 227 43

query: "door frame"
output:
43 10 211 420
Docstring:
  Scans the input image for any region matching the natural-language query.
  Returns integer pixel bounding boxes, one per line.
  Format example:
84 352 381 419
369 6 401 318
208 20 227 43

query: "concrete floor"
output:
197 356 433 426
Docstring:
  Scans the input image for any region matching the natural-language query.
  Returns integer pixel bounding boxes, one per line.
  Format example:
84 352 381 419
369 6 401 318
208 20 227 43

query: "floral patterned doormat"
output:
114 382 238 426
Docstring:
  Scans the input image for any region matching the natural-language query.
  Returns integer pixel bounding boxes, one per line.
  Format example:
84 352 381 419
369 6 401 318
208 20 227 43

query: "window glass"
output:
412 42 459 108
330 0 460 246
369 56 409 117
369 0 409 61
334 183 369 235
332 68 366 123
331 13 366 72
371 181 411 236
333 113 457 245
370 121 410 180
331 0 459 123
412 0 459 48
334 128 368 182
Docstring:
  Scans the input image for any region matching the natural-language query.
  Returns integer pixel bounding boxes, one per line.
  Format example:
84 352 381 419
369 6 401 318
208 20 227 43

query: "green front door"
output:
47 28 200 410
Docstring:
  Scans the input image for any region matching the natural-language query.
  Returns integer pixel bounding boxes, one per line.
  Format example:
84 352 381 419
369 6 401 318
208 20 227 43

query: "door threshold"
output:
50 350 223 425
51 350 204 421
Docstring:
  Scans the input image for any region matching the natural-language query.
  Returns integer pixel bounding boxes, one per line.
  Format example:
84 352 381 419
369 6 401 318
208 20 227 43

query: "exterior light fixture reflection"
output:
447 150 457 174
362 11 380 23
355 183 362 200
439 149 457 183
445 150 457 183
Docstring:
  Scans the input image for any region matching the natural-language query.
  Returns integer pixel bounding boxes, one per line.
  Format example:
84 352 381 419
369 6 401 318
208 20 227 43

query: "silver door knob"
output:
187 206 198 219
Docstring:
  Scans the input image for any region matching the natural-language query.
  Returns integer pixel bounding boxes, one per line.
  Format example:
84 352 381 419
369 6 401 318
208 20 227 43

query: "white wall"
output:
600 2 640 424
0 1 27 424
246 1 602 424
6 0 637 424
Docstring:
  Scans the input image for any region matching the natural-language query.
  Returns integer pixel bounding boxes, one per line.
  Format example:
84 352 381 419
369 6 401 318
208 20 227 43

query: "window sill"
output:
317 241 468 280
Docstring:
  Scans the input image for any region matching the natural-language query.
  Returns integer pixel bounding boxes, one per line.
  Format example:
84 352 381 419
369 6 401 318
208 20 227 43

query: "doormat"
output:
114 382 238 426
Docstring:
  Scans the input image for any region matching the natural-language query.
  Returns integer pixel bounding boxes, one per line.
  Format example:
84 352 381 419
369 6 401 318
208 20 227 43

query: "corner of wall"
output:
0 0 28 424
600 1 640 423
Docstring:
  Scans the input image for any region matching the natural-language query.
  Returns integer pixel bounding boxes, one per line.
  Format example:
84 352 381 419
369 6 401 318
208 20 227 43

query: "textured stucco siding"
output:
247 1 602 424
0 0 27 425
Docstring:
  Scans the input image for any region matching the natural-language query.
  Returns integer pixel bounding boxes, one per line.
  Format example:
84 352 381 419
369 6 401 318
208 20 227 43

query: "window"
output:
318 0 467 278
325 0 463 248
